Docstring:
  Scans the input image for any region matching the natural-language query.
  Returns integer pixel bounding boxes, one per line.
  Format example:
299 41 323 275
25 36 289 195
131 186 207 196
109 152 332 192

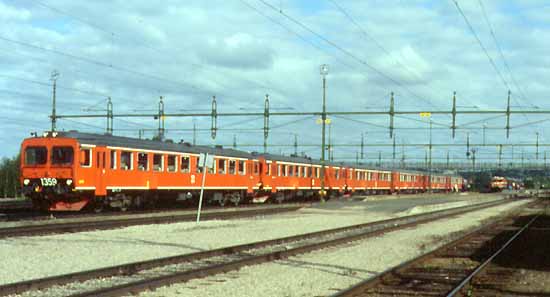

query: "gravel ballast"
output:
139 199 531 297
0 194 504 286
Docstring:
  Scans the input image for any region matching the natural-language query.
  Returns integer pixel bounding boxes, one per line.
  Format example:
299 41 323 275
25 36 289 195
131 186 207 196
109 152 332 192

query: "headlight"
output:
66 179 73 186
23 179 30 185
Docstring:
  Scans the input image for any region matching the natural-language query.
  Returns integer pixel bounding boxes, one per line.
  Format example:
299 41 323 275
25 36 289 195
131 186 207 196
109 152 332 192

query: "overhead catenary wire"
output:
30 0 290 98
327 0 475 110
451 1 528 119
477 0 531 107
256 0 444 111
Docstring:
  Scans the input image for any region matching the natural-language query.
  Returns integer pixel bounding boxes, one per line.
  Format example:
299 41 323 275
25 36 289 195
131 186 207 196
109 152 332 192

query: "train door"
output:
94 148 107 196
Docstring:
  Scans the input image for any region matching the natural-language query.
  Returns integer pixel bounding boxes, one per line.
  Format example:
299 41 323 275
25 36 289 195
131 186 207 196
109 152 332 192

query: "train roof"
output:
33 131 458 176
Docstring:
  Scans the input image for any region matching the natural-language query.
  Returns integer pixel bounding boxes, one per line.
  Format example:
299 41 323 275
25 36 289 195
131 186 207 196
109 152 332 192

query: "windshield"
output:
51 146 74 165
25 146 47 165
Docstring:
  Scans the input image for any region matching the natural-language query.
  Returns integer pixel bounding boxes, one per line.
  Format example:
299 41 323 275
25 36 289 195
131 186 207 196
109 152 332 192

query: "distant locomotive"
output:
20 131 464 211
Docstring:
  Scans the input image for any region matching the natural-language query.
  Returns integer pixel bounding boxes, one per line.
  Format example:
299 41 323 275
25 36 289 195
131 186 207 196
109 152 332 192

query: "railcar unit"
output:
20 131 464 211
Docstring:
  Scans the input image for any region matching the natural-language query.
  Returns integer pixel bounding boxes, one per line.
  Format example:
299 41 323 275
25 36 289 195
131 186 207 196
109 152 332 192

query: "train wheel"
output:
93 204 104 213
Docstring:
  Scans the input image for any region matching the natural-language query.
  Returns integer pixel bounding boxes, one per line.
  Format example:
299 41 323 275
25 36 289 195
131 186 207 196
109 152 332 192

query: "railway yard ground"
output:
0 193 542 297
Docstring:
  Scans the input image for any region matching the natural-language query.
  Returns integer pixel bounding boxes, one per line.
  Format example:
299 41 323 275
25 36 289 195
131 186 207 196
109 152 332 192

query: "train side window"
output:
153 154 163 172
315 167 320 178
121 151 132 170
167 155 177 172
195 157 203 173
253 161 259 175
229 160 236 174
110 150 117 169
181 156 190 173
80 148 91 167
288 165 294 177
218 159 226 174
238 160 245 175
335 169 339 180
266 162 271 176
303 167 308 178
277 165 281 176
282 165 287 177
138 152 148 171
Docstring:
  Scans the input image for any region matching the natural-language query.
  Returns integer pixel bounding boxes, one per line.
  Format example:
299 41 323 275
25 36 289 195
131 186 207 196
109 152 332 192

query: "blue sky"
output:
1 0 550 166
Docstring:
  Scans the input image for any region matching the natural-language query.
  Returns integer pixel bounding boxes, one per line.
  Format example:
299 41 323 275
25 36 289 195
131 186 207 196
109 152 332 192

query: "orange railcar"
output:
20 131 464 211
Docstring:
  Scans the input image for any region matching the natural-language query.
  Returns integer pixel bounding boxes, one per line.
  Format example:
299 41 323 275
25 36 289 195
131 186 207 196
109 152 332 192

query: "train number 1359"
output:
40 177 58 186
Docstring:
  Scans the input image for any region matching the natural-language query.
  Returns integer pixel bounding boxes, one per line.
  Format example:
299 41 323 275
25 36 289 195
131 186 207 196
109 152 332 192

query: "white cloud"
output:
0 0 548 163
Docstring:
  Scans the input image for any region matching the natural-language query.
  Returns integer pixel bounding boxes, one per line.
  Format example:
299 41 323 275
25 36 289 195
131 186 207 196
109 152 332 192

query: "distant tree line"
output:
0 155 20 198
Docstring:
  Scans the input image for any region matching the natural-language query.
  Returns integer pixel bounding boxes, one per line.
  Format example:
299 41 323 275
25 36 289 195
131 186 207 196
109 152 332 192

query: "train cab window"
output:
153 154 163 172
138 153 148 171
181 156 190 173
195 157 203 173
218 159 226 174
238 160 245 175
25 146 47 165
121 151 132 170
110 150 117 169
229 160 236 174
167 155 177 172
79 148 92 167
51 146 74 166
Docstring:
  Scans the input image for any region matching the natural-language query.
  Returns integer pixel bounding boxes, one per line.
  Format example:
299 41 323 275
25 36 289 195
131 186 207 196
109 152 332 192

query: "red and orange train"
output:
20 131 464 211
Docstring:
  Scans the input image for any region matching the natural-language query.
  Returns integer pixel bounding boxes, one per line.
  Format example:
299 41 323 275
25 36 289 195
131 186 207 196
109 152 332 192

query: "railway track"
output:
0 205 304 239
332 201 544 297
0 198 515 297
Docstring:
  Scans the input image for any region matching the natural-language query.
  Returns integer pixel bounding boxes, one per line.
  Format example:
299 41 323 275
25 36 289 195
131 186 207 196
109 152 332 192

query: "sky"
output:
1 0 550 166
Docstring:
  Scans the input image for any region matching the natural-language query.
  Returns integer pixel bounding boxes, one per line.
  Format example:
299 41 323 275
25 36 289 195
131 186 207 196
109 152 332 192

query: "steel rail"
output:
0 198 511 297
0 205 302 239
446 214 540 296
332 201 539 297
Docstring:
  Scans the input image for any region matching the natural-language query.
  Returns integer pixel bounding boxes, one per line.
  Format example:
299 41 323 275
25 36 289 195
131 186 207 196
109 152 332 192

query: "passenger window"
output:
153 154 163 172
167 155 177 172
335 169 339 179
288 165 294 177
121 151 132 170
110 150 116 169
218 159 226 174
266 162 271 176
254 161 259 175
238 160 245 175
315 167 320 178
80 148 91 167
282 165 287 177
138 152 148 171
181 156 190 173
196 157 203 173
229 160 236 174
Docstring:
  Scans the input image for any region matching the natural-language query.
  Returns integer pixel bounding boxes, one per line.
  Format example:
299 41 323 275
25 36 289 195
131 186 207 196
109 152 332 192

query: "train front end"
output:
20 132 84 211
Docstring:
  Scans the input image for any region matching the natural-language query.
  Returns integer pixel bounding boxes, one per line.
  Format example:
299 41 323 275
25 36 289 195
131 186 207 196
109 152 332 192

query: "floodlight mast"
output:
320 64 329 201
